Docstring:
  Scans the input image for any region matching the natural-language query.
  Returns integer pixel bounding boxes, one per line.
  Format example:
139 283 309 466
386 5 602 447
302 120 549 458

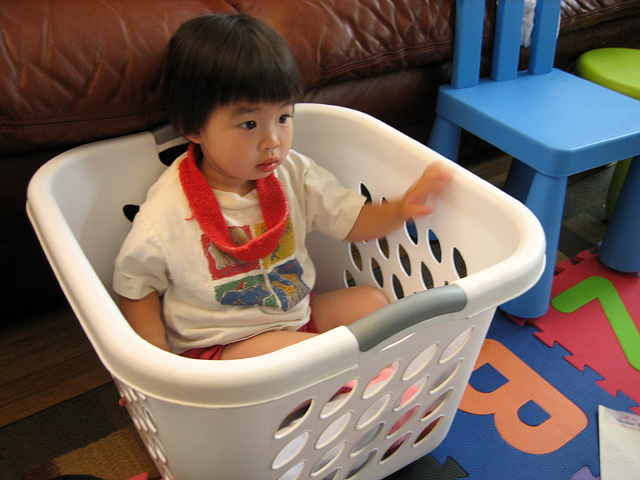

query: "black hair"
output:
163 13 303 136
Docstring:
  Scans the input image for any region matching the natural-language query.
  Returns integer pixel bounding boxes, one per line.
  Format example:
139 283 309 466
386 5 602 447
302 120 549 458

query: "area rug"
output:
2 382 160 480
8 425 159 480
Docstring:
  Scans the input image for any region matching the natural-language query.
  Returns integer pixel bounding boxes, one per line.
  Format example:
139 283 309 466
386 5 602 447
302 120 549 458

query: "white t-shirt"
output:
113 149 365 353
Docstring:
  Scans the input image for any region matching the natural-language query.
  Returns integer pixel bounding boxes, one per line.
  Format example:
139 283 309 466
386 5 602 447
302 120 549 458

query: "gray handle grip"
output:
347 284 467 352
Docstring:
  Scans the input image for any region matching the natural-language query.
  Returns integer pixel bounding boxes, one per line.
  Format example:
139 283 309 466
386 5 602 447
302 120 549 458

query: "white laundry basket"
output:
27 104 544 480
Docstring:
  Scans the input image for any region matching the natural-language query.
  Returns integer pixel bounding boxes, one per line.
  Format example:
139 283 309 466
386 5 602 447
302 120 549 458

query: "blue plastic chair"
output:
428 0 640 318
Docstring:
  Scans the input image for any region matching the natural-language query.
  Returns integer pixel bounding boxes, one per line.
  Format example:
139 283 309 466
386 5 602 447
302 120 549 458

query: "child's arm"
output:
119 292 170 352
345 161 453 242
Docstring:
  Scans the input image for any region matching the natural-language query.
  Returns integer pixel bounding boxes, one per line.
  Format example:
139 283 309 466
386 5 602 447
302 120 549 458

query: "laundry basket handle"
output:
348 284 467 352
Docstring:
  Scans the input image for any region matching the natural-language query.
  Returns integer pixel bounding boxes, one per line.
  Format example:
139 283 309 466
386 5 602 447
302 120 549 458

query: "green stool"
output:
576 48 640 221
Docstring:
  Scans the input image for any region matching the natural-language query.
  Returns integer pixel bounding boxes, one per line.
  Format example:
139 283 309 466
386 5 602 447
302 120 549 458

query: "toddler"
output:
113 13 452 360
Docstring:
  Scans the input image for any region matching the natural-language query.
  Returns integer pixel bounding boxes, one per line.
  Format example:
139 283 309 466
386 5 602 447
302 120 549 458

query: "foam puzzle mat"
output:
412 251 640 480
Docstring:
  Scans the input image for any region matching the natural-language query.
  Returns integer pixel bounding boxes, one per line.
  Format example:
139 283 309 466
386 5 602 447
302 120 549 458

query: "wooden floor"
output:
0 298 112 427
0 149 562 428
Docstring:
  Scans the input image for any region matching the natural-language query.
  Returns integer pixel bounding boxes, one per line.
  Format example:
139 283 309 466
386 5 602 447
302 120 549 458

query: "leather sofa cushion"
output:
1 0 640 155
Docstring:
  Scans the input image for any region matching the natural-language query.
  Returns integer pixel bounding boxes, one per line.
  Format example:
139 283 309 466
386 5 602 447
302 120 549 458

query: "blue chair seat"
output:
436 69 640 175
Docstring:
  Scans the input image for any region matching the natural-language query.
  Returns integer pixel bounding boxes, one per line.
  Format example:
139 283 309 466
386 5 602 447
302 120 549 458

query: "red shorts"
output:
180 315 318 361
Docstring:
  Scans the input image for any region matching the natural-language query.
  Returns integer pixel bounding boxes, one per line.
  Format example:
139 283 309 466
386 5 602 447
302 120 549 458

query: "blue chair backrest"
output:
452 0 562 88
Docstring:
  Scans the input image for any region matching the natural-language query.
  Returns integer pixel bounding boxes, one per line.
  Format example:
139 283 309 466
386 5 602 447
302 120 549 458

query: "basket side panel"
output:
115 308 494 480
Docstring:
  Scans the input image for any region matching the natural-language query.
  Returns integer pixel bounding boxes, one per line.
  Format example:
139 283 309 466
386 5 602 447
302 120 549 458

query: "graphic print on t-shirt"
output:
201 226 259 279
202 218 309 311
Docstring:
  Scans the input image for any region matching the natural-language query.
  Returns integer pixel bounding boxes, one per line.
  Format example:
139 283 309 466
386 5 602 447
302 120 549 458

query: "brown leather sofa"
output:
2 0 640 317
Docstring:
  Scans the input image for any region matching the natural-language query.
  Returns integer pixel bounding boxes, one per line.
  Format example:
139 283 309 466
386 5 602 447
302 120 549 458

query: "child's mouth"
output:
257 159 279 173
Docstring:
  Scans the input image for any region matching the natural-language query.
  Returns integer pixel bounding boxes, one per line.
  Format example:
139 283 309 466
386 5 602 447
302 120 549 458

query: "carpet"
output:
1 382 159 480
4 164 632 480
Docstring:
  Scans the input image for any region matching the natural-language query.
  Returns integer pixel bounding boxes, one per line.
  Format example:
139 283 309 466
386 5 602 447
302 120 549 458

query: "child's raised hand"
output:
345 161 453 242
399 161 453 219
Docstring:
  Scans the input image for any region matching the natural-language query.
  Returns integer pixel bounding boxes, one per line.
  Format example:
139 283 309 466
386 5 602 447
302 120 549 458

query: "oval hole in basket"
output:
429 361 462 394
344 269 356 288
357 394 391 429
388 405 419 437
276 400 313 439
403 343 438 380
370 258 383 288
349 243 363 271
428 230 442 263
420 262 434 289
350 423 383 457
395 376 427 410
123 204 140 222
422 389 453 421
453 247 467 278
153 438 167 464
414 416 443 446
141 407 158 433
360 183 372 203
346 450 376 479
161 466 174 480
123 384 139 404
377 236 390 259
405 220 418 245
392 275 404 300
159 143 188 166
320 469 340 480
311 442 345 477
144 437 157 460
316 412 352 449
273 431 310 470
381 433 410 462
363 363 397 400
440 327 474 364
129 407 142 432
321 380 358 418
398 244 411 276
277 461 304 480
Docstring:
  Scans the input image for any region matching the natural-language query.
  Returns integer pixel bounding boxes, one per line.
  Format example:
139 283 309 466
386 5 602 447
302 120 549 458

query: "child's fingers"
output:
404 162 453 217
423 162 454 188
413 162 453 199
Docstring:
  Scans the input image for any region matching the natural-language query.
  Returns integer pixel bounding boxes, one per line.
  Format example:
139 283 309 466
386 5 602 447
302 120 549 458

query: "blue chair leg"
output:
501 168 566 318
428 116 462 161
503 158 536 204
599 155 640 272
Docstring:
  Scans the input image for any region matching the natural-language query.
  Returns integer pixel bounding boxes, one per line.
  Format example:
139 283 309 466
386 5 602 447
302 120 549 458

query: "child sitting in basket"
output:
113 13 452 360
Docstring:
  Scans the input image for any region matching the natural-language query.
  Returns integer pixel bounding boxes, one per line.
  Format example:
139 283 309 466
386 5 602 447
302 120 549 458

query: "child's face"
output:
186 100 294 195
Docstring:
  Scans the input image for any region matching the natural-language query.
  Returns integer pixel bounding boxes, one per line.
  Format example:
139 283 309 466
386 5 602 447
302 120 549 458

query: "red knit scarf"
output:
179 144 289 263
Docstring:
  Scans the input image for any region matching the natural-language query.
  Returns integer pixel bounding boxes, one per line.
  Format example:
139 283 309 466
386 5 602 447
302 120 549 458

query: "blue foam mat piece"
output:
430 310 637 479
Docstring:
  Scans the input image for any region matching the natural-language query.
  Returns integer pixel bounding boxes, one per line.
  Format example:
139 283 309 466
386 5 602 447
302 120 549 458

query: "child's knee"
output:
353 285 389 309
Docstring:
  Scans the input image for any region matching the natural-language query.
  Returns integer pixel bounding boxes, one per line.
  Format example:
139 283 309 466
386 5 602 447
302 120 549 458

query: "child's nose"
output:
260 130 279 152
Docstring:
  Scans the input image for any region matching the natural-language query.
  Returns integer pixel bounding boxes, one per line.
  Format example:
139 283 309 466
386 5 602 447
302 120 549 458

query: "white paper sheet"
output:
599 405 640 480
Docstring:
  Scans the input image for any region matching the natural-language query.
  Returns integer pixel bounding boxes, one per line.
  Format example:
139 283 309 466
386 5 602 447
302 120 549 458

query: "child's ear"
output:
183 132 201 144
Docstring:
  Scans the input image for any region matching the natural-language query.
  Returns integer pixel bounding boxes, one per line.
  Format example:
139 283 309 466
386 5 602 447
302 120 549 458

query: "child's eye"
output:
279 114 292 124
241 120 257 130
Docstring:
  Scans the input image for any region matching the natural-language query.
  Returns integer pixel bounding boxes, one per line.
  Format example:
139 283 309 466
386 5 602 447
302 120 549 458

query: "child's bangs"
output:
224 42 302 105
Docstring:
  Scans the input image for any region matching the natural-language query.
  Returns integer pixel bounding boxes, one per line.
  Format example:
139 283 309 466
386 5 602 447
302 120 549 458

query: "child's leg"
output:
311 286 389 333
220 286 387 360
220 330 317 360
